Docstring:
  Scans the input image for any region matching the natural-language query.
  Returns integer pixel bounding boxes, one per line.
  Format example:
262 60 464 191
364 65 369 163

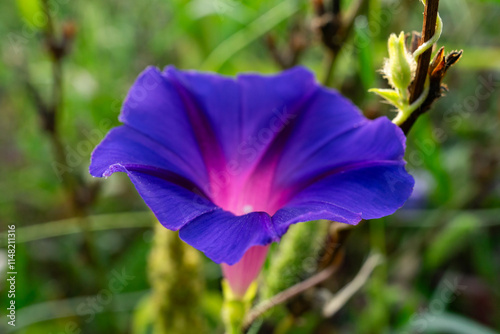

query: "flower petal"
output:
235 66 317 173
118 66 209 180
221 245 270 298
162 66 240 163
275 89 405 189
90 125 206 186
165 66 318 176
118 169 217 231
273 163 414 236
179 210 278 265
163 66 319 213
90 66 415 266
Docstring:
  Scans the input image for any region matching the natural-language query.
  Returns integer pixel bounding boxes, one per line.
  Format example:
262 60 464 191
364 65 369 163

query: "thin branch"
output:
409 0 440 105
339 0 366 49
322 253 384 317
400 48 462 134
24 1 111 314
398 0 457 135
318 221 353 269
33 0 91 215
51 49 63 119
264 20 308 70
323 51 338 86
320 0 367 86
243 261 339 328
41 0 55 39
332 0 341 15
265 34 289 69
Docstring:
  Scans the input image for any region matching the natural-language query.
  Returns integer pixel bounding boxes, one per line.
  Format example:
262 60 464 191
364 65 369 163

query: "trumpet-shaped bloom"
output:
90 66 413 296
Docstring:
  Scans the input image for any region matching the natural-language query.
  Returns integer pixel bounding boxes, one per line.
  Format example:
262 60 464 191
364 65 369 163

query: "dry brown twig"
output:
312 0 367 85
243 248 342 329
322 253 384 317
265 21 309 70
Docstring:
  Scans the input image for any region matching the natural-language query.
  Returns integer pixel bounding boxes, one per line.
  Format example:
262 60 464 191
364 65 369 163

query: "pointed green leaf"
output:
368 88 402 108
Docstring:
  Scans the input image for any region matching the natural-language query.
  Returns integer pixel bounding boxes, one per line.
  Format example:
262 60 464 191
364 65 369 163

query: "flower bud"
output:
383 32 416 92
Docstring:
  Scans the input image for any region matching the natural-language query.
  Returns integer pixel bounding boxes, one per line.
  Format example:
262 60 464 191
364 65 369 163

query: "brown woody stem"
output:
400 0 440 134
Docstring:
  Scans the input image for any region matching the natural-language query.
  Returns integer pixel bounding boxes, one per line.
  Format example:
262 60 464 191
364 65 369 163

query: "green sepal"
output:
368 88 403 109
221 280 257 334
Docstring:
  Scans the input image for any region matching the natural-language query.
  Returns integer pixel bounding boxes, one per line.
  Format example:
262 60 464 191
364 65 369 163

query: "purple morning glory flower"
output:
90 66 413 297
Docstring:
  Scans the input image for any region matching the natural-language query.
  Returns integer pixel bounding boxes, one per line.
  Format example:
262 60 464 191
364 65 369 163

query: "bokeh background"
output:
1 0 500 333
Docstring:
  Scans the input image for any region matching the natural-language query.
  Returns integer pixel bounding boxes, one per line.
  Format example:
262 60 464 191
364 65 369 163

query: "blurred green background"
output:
1 0 500 333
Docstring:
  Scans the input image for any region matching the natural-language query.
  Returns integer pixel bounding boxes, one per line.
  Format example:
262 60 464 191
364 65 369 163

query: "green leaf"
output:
354 16 376 90
200 0 300 71
132 294 155 334
407 312 499 334
424 213 480 269
368 88 401 108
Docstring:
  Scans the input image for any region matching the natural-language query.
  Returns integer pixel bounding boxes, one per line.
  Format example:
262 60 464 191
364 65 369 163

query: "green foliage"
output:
144 224 205 334
424 214 480 269
354 16 376 90
406 312 499 334
15 0 44 29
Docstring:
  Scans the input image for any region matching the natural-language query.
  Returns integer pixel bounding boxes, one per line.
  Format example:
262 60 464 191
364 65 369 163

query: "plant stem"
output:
322 253 383 317
243 260 339 328
400 0 440 133
321 0 367 86
409 0 440 104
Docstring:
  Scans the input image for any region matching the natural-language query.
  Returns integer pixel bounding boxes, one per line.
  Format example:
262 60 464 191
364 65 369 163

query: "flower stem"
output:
409 0 440 103
222 280 257 334
392 76 430 126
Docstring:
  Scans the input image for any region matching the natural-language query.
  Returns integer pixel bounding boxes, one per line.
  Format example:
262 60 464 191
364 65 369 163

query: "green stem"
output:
392 76 430 126
222 280 257 334
413 1 443 61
